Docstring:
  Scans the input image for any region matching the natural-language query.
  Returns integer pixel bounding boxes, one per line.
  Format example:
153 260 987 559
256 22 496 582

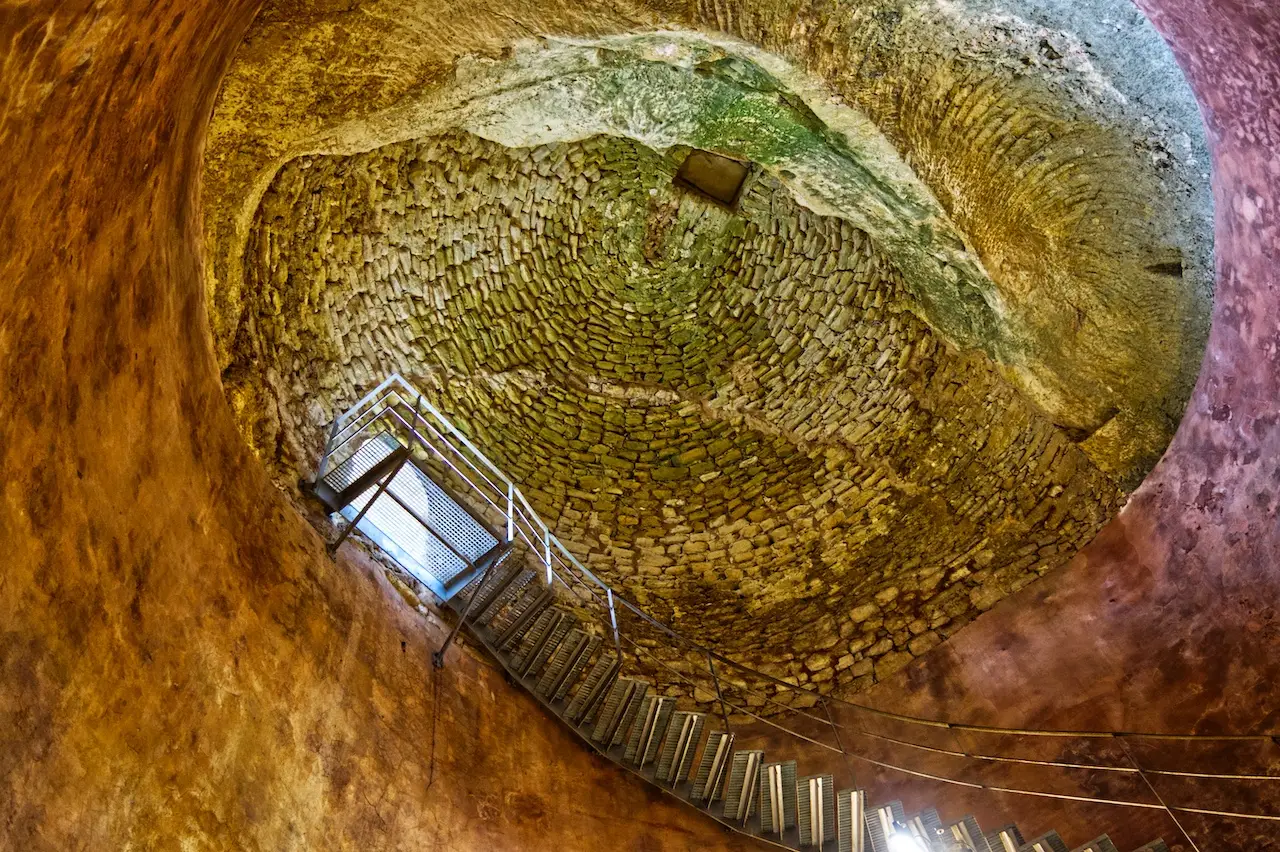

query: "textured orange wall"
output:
836 2 1280 848
0 3 765 849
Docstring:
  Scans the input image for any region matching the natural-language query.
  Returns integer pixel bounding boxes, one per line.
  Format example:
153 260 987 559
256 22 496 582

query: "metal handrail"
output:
315 377 1280 836
317 376 1280 758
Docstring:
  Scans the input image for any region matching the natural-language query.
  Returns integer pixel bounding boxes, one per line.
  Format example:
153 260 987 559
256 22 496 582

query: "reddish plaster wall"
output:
833 1 1280 848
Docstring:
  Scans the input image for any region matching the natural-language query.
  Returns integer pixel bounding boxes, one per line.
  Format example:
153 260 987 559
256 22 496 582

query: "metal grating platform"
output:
322 433 497 599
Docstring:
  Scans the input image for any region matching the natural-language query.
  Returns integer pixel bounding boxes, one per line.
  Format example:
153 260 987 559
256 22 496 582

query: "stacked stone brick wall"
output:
228 131 1123 699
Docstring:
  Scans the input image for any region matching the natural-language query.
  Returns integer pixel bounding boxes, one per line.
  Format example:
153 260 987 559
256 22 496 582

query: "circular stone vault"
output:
208 14 1213 697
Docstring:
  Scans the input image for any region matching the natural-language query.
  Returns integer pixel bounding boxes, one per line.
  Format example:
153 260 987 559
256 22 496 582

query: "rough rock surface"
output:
206 3 1215 482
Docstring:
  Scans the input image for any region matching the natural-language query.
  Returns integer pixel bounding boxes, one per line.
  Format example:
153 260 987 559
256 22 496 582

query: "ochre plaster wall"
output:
0 1 1277 851
0 3 767 849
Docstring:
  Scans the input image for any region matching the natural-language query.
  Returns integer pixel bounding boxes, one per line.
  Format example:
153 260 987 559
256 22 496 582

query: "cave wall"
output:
205 0 1215 483
1 1 1277 852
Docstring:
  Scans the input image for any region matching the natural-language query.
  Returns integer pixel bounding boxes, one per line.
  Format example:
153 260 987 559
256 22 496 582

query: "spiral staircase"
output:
436 549 1170 852
309 375 1182 852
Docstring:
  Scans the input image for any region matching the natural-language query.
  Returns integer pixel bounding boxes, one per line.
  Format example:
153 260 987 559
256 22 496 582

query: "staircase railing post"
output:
314 418 341 485
328 455 407 554
607 589 621 654
407 392 424 454
543 528 553 586
506 482 515 544
405 393 429 536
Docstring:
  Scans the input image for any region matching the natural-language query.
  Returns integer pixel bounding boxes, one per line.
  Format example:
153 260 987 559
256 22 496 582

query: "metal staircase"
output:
446 553 1173 852
309 375 1181 852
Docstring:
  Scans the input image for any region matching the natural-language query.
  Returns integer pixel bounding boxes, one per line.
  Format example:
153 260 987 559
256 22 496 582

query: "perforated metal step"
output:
535 628 597 701
837 789 866 852
760 760 797 837
521 610 575 678
866 801 906 852
628 695 675 769
947 816 993 852
552 633 600 703
908 808 943 849
535 627 589 698
1020 831 1069 852
477 568 535 625
690 731 734 802
655 711 705 785
592 678 646 746
454 555 512 613
510 606 563 674
797 773 833 848
448 544 1173 852
623 694 656 763
565 652 618 725
496 588 553 650
724 749 764 824
610 680 650 749
987 825 1026 852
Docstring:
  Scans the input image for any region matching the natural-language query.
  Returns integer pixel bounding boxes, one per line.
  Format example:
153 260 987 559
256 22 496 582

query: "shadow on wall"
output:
0 3 776 851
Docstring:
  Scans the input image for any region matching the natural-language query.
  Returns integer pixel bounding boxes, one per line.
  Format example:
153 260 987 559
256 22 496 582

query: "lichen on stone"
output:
205 0 1214 698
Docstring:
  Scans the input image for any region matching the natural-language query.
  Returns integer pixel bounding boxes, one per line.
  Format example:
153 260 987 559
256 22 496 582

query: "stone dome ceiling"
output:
228 128 1123 692
207 8 1214 698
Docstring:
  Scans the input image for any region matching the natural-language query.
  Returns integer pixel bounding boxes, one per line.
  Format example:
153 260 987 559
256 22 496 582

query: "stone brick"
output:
230 130 1129 700
875 651 915 680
